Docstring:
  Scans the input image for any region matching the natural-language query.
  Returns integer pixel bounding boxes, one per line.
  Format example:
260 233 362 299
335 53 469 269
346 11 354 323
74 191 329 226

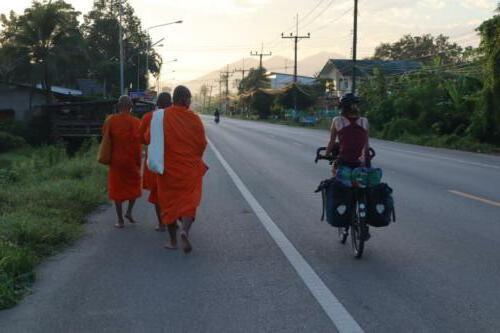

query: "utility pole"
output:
351 0 359 94
219 65 233 114
282 14 310 83
218 73 223 112
250 43 272 69
281 14 310 112
136 53 140 91
118 0 124 95
202 83 207 111
233 58 246 80
207 84 213 111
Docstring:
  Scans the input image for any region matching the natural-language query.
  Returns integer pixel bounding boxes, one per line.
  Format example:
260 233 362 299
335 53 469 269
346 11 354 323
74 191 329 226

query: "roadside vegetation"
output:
0 140 107 309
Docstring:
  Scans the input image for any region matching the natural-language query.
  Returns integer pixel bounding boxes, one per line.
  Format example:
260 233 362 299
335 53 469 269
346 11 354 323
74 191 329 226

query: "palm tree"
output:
0 1 86 101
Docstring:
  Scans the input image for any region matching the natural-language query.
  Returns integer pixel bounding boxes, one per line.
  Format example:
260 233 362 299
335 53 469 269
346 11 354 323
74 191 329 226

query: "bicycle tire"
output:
351 202 365 259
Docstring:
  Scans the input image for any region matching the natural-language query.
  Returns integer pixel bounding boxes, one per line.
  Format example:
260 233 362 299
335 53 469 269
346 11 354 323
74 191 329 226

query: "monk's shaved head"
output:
157 92 172 109
117 95 133 112
173 85 192 107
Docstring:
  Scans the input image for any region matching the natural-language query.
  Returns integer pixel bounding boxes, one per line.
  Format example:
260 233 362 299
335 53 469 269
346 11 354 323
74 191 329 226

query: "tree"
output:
82 0 161 96
238 67 270 94
373 34 468 64
469 6 500 143
0 1 87 101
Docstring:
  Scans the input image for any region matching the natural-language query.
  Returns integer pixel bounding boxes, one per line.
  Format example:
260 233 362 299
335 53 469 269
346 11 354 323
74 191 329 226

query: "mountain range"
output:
185 51 344 94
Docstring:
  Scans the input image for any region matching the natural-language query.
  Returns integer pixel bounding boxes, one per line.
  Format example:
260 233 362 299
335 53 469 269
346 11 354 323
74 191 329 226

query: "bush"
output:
381 118 420 140
0 213 80 256
0 131 26 153
0 241 36 309
0 141 107 309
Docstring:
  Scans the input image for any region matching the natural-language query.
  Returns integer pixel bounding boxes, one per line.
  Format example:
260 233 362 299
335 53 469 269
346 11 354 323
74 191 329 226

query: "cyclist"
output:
326 93 370 171
326 93 371 240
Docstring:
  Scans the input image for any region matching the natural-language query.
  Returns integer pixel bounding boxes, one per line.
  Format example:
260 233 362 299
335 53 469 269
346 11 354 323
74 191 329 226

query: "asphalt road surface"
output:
1 116 500 333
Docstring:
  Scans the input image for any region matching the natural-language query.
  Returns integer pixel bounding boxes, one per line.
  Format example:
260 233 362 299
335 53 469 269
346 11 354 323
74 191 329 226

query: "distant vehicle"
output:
214 109 220 124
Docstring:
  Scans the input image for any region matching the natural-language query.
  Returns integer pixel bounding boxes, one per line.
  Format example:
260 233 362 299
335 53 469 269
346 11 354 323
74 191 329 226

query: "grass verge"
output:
0 141 107 309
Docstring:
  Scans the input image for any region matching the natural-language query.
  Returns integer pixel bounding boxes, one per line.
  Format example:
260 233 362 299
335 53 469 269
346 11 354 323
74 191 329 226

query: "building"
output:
77 79 104 97
318 59 422 97
0 81 82 121
267 72 316 89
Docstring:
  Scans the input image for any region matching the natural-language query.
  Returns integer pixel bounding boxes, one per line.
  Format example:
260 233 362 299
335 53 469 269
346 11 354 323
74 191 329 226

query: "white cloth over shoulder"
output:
147 109 165 175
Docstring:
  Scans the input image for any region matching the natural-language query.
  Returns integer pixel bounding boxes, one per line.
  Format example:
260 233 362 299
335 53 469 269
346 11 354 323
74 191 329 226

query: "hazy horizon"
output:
1 0 497 86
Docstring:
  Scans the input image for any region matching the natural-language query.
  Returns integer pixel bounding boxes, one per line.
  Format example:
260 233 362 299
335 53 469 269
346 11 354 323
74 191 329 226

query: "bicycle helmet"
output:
339 93 360 107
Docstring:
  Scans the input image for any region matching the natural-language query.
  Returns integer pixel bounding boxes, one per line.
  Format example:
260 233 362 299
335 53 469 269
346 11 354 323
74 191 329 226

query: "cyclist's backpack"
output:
366 183 396 227
316 178 353 228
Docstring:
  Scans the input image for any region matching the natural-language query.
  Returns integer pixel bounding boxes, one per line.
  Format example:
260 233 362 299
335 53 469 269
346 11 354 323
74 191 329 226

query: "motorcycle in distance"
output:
214 109 220 124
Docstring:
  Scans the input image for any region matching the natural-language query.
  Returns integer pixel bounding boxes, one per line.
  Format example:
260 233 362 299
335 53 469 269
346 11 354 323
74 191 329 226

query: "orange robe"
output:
139 111 159 204
148 105 208 225
105 112 142 202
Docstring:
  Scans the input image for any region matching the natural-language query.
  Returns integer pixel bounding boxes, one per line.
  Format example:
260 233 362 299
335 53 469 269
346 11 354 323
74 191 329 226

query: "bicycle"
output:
315 146 376 259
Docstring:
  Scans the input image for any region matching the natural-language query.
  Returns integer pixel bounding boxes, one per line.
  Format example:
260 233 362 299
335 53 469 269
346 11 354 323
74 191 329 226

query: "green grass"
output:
0 141 107 309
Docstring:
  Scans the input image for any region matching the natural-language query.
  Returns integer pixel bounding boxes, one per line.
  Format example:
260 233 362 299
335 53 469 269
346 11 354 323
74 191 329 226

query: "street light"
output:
145 20 183 90
157 62 178 92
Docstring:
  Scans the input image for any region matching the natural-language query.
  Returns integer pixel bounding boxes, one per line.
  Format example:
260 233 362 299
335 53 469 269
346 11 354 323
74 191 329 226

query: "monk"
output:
139 92 172 232
104 95 142 228
148 86 208 253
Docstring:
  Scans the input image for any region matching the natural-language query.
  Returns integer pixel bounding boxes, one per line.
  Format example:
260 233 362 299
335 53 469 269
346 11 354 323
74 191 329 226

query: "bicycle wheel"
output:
338 227 348 244
351 203 365 259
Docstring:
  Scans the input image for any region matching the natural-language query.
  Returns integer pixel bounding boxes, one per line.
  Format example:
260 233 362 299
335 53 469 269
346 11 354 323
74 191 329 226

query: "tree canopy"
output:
373 34 472 64
83 0 161 95
0 0 162 98
0 0 87 100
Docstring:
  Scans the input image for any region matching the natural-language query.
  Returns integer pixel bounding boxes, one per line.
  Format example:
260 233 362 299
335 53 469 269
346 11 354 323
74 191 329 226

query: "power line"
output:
299 0 337 31
299 0 328 25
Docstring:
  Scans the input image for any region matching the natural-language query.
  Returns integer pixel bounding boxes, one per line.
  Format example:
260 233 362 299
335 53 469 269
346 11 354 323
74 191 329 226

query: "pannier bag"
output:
366 183 396 227
316 178 353 228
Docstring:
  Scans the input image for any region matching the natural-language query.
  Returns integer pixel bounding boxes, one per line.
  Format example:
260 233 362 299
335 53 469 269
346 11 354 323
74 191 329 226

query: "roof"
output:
318 59 422 78
77 79 103 96
267 72 315 80
35 84 82 96
0 81 83 96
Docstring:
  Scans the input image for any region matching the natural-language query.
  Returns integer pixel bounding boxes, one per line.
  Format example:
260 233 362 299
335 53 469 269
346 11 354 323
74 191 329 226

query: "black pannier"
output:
366 183 395 227
316 178 354 228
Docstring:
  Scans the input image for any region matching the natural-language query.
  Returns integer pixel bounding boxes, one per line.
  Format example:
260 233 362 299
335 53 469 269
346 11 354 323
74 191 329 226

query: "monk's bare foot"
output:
125 214 137 224
114 222 124 229
164 240 178 250
180 231 192 254
155 225 166 232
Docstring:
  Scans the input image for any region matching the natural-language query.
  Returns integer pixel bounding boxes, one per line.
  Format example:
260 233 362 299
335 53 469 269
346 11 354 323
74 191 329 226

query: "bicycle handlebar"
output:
315 146 376 165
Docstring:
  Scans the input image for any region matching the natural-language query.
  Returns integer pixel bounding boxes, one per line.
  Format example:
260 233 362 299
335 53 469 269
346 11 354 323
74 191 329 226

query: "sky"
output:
0 0 497 85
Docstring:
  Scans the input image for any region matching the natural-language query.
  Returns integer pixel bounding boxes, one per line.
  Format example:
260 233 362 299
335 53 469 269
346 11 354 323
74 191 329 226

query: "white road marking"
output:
449 190 500 208
208 139 364 333
293 142 303 146
380 147 500 170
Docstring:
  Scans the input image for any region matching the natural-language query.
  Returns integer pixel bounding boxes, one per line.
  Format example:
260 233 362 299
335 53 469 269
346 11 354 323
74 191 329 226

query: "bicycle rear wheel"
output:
351 204 365 259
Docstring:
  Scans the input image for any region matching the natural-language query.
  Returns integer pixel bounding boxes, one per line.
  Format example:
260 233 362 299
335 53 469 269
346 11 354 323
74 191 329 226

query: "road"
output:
1 116 500 332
